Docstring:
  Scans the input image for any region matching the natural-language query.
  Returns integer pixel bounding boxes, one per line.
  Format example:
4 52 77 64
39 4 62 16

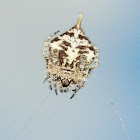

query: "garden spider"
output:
42 13 99 99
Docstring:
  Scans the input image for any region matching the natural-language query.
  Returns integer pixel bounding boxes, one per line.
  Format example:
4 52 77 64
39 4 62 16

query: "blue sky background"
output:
0 0 139 140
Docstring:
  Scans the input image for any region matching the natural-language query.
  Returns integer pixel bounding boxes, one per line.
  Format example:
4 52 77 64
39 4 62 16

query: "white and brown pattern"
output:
42 13 99 99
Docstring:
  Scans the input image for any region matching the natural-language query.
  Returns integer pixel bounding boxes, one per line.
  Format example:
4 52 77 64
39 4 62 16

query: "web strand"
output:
110 100 132 140
115 109 132 140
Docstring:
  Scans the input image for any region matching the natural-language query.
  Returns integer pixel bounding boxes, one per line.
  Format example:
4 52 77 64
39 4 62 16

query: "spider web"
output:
110 98 132 140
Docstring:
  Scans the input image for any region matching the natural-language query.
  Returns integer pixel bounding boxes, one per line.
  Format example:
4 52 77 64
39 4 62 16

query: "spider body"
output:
42 13 99 99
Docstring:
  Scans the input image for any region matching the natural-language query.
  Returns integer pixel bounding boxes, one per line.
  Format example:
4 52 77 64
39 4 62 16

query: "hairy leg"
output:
53 74 58 95
42 31 60 59
70 80 81 99
58 79 63 93
43 31 59 84
89 46 99 71
80 79 86 89
89 58 98 71
47 72 52 90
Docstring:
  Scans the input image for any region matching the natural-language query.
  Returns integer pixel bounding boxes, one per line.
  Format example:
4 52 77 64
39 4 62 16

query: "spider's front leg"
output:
42 31 60 59
53 74 58 95
58 78 63 93
43 31 59 83
70 79 81 99
70 76 87 99
47 72 52 90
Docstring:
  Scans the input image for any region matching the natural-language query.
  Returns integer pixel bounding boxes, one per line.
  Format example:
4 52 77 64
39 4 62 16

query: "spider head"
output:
61 79 71 87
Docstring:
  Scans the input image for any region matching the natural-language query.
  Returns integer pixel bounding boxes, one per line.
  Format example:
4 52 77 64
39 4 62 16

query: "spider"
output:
42 13 99 99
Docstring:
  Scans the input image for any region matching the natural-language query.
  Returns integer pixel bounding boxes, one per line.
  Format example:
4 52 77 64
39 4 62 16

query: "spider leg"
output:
53 74 58 95
43 77 47 83
70 78 86 99
80 80 86 88
42 30 60 59
89 58 98 71
89 46 99 71
47 72 52 90
58 79 63 93
42 31 59 85
70 80 81 99
43 58 49 83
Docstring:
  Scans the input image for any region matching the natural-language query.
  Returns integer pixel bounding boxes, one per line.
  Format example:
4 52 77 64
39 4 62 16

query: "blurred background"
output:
0 0 139 140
